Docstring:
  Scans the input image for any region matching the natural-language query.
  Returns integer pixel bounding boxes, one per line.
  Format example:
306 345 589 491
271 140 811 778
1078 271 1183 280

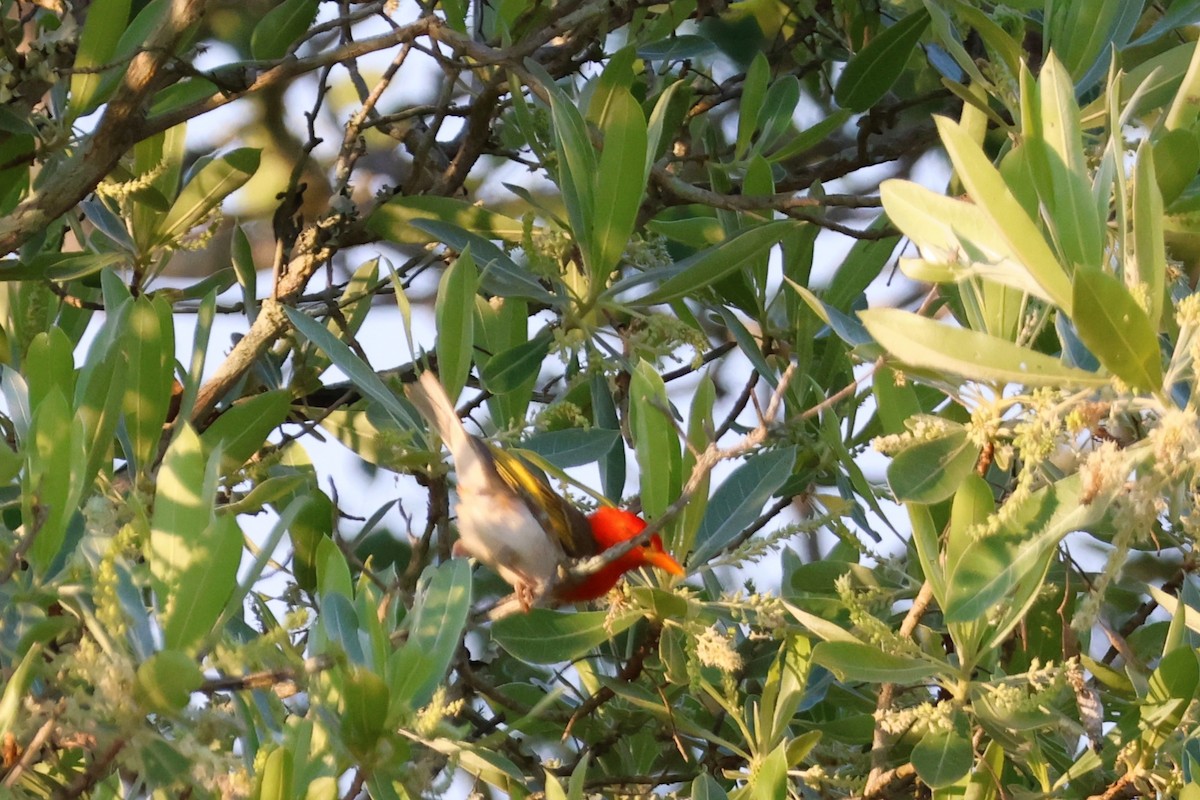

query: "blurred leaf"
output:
390 560 471 710
691 773 731 800
1071 268 1162 392
26 328 75 414
200 390 292 472
435 249 478 400
317 536 354 599
859 308 1107 387
409 218 558 304
285 306 424 431
629 361 681 521
1047 0 1136 88
637 34 717 61
750 742 788 796
737 53 769 158
812 641 942 682
492 608 640 663
254 747 293 800
479 329 551 394
1135 140 1167 329
158 511 241 652
592 88 648 282
135 650 203 713
543 77 597 271
835 9 930 112
250 0 320 60
154 148 261 246
289 490 333 592
25 390 86 572
936 117 1073 311
122 296 174 475
368 196 525 244
887 428 979 504
769 109 851 163
630 220 798 304
0 645 41 741
522 429 621 469
69 0 132 117
342 666 390 756
912 730 973 789
757 74 801 154
1081 42 1197 127
690 446 796 565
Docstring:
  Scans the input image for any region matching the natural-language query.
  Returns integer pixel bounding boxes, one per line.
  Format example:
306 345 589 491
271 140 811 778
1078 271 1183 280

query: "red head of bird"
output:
554 506 686 603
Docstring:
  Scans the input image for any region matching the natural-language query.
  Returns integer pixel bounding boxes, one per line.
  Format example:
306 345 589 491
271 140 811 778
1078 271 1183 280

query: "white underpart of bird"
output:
407 372 567 603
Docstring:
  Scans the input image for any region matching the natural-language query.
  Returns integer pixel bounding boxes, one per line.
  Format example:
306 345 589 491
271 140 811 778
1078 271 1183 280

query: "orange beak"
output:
641 533 685 576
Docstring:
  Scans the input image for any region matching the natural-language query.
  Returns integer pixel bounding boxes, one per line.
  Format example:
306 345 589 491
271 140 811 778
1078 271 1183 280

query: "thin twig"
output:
864 581 935 796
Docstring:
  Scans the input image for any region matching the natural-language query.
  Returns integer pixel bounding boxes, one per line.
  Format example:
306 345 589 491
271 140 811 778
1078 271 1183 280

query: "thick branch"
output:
0 0 208 257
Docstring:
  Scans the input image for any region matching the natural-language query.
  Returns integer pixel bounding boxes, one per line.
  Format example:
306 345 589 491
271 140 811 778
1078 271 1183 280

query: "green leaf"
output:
154 148 261 246
200 390 292 472
492 608 640 663
522 429 621 469
591 88 648 282
756 75 802 154
479 329 552 395
288 491 333 592
250 0 319 60
911 730 973 789
768 109 851 163
935 117 1073 311
1144 647 1200 750
629 361 681 521
737 53 770 158
630 220 799 304
691 774 731 800
546 83 597 271
637 35 717 61
873 364 921 435
1135 140 1167 329
835 9 931 112
389 560 471 710
408 218 558 304
69 0 132 117
367 196 525 245
1153 128 1199 207
435 249 479 401
135 650 203 713
881 180 1053 301
122 296 175 475
342 666 390 756
691 446 796 565
908 503 947 610
887 428 979 504
859 308 1107 387
811 641 942 683
944 475 1104 626
26 328 76 414
148 424 211 587
1071 269 1162 392
150 426 241 650
0 645 42 741
285 306 423 431
254 747 293 800
750 743 788 797
25 391 86 572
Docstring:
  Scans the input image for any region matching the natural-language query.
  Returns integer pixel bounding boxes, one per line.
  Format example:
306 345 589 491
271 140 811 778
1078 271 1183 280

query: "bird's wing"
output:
487 446 597 559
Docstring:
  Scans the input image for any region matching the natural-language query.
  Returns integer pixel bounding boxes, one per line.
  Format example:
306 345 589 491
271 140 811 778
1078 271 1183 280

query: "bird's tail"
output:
406 372 494 493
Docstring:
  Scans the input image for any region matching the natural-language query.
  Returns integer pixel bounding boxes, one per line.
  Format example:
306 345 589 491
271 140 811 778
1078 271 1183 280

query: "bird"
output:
405 372 684 609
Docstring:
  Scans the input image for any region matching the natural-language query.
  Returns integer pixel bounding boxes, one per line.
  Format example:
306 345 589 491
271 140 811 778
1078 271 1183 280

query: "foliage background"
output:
3 0 1200 798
